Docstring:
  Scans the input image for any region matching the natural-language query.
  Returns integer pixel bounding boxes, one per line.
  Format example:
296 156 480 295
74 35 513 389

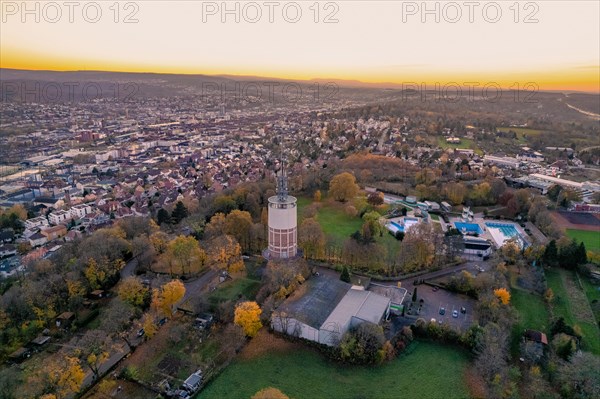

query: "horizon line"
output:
2 67 599 95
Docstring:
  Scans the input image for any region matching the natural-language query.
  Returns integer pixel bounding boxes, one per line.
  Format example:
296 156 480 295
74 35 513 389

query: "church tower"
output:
267 151 297 259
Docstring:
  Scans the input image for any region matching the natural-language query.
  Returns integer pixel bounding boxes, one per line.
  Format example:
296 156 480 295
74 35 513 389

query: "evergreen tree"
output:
157 208 171 226
171 201 188 224
576 242 587 265
340 266 351 283
542 240 558 267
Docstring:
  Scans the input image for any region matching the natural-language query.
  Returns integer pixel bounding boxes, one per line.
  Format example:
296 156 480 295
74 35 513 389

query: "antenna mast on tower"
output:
276 135 288 201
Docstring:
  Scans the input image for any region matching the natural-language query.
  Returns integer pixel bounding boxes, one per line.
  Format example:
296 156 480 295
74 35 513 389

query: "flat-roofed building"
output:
271 277 391 346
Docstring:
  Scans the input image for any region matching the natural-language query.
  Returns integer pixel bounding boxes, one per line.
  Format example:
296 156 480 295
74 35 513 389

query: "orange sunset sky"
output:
1 1 599 92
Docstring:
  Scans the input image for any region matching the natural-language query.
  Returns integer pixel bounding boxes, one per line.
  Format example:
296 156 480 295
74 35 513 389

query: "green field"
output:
510 287 550 354
546 269 600 355
200 341 470 399
298 197 382 246
566 229 600 252
496 127 544 144
207 277 261 307
511 288 550 332
436 136 482 155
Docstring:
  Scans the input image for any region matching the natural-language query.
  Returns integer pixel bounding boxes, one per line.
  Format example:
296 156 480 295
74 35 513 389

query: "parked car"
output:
460 307 466 314
439 307 446 315
158 317 168 326
137 328 145 337
452 310 459 318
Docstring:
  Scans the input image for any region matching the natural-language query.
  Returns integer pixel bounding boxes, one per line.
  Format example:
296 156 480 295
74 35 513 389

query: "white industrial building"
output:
271 277 391 346
483 155 520 169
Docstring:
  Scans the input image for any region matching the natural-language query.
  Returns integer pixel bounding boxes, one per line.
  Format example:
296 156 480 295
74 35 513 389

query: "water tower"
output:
267 152 297 259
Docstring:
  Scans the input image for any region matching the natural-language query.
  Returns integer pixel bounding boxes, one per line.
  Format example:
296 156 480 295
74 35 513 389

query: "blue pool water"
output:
389 218 419 233
484 222 529 248
390 221 405 232
454 222 483 235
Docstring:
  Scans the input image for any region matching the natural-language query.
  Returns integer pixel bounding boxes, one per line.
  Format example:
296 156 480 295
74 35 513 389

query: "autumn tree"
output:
152 280 186 317
117 217 158 240
339 323 386 364
252 387 290 399
494 288 511 305
131 234 156 271
329 172 360 202
141 313 158 339
99 299 136 350
207 234 245 273
149 231 169 255
118 277 149 308
81 226 130 264
164 235 206 276
361 211 383 240
396 223 437 272
298 218 325 259
84 258 108 290
43 356 85 399
444 182 466 205
313 189 322 202
224 210 254 252
367 191 384 206
234 301 262 337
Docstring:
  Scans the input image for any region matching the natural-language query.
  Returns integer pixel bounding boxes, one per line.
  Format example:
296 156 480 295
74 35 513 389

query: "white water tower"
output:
267 159 297 259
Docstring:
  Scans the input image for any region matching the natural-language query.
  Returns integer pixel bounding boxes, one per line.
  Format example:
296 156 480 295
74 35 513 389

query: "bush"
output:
120 365 139 381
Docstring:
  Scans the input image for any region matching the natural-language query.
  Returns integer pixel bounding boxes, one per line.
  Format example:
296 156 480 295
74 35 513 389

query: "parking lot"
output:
401 284 477 332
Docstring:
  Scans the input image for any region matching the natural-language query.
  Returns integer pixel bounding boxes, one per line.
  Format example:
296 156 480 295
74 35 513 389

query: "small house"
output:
8 347 31 363
55 312 75 328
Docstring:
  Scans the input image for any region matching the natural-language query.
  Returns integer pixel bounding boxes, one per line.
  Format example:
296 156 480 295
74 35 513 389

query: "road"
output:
120 257 219 302
182 269 219 302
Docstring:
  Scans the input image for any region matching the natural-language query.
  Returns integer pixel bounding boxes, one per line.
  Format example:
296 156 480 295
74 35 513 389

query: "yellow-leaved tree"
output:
234 301 262 337
118 277 149 307
329 172 359 202
251 387 290 399
494 288 511 305
142 313 158 338
208 234 245 273
152 280 186 316
45 356 85 399
164 235 206 276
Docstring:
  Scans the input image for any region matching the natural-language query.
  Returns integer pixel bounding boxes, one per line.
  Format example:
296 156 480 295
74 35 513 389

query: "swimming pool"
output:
389 218 419 233
454 222 483 235
390 221 404 232
484 222 529 248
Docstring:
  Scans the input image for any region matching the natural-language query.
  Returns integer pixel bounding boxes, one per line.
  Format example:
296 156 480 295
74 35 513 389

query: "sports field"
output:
200 339 470 399
566 229 600 252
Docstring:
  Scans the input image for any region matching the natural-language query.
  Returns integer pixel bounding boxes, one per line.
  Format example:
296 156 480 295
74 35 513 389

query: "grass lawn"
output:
200 340 470 399
511 288 550 332
546 269 600 355
565 229 600 252
510 287 550 354
580 274 600 322
496 127 544 144
298 196 385 246
436 136 482 155
207 277 261 307
316 203 363 245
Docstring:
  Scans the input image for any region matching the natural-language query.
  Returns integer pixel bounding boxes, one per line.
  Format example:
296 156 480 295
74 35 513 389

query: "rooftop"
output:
322 288 391 329
277 277 351 329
